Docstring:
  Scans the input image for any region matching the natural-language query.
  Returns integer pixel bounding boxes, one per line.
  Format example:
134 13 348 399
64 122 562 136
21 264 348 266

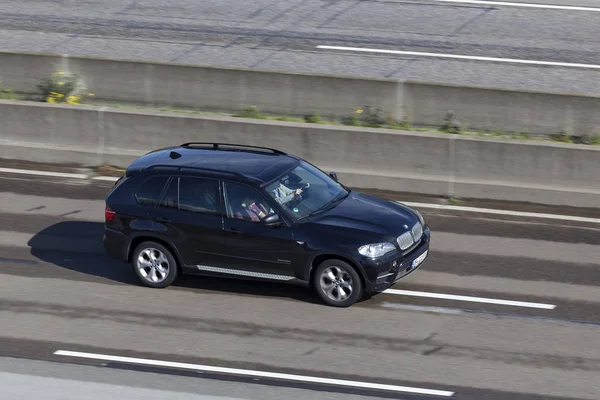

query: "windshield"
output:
264 161 349 221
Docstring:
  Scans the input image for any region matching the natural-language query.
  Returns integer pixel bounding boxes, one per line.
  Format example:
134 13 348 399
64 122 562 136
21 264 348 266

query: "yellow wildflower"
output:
66 95 81 104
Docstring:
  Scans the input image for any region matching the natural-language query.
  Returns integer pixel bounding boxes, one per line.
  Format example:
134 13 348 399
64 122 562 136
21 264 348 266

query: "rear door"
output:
149 175 228 268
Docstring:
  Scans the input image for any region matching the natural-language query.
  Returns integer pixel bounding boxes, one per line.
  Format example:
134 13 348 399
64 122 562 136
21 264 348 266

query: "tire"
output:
131 241 179 288
313 259 363 307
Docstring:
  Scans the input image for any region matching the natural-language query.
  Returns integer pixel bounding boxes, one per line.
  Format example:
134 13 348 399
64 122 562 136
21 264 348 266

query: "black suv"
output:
103 143 430 307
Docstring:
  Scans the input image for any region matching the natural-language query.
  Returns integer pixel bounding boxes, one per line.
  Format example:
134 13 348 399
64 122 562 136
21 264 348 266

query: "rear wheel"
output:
132 241 179 288
313 259 363 307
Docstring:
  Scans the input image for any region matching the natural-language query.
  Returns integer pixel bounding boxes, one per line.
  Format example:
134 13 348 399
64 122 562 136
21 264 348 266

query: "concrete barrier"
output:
1 100 598 208
0 51 401 120
404 81 600 135
2 51 600 135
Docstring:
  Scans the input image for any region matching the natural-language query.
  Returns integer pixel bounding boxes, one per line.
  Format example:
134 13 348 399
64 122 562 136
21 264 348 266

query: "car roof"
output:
125 143 300 185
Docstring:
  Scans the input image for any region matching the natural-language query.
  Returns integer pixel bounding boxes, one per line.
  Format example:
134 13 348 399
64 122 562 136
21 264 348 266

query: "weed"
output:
0 81 20 100
440 111 462 134
572 134 600 145
304 110 322 123
234 105 266 119
550 133 573 143
37 71 93 104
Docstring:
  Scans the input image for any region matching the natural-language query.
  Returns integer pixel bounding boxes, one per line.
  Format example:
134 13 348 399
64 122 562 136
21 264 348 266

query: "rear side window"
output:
134 176 169 207
178 177 220 214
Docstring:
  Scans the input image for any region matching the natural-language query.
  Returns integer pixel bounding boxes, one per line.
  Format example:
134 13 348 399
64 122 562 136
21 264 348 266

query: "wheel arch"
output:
308 253 367 290
127 235 184 273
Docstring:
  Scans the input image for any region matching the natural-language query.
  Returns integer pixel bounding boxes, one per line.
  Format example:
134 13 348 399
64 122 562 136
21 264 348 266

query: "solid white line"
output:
91 176 120 182
0 167 88 179
316 45 600 70
380 302 464 314
426 0 600 12
398 201 600 224
53 350 455 397
384 289 556 309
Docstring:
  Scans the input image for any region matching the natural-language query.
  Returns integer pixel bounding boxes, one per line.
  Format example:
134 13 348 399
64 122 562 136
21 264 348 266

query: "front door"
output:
219 181 297 281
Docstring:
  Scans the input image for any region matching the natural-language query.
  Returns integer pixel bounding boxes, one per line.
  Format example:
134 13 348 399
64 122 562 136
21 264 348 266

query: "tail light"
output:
105 205 116 223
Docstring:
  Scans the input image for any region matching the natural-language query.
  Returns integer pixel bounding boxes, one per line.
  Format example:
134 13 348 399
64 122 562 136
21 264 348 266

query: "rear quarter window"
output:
134 176 169 207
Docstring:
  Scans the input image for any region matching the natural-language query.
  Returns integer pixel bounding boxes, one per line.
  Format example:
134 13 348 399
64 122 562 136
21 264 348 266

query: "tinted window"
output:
224 182 275 222
179 177 220 214
158 177 179 209
135 176 169 207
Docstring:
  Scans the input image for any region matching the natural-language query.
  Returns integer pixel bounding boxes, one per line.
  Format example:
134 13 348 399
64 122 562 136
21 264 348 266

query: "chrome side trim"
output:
196 265 295 281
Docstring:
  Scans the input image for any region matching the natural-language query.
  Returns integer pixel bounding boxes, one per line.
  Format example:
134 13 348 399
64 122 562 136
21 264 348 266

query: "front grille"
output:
397 231 413 250
397 222 423 251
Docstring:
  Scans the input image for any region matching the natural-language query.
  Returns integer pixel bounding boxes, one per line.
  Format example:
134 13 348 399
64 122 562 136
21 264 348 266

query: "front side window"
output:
264 161 348 220
224 182 275 223
134 176 169 207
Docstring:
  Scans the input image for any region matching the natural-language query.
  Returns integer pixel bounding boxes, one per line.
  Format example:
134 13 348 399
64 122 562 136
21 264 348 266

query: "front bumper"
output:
360 226 431 293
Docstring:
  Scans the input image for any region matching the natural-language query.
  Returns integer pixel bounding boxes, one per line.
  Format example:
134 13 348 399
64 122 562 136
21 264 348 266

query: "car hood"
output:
308 191 420 237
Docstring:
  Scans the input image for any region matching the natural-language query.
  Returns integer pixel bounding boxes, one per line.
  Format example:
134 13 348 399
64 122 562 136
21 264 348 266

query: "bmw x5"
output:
103 143 430 307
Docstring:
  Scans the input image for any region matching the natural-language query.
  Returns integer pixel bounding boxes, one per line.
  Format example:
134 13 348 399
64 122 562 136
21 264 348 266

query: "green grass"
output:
0 88 20 100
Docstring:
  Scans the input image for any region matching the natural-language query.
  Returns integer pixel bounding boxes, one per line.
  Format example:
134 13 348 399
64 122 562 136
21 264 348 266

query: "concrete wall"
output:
3 51 600 135
404 81 600 135
0 51 401 120
1 100 598 208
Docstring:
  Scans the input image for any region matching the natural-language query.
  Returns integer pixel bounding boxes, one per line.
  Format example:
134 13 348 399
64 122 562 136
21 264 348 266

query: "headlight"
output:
358 242 396 258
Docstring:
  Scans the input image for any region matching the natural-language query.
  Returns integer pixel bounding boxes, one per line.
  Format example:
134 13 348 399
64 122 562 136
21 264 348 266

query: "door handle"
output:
156 216 171 222
225 228 241 234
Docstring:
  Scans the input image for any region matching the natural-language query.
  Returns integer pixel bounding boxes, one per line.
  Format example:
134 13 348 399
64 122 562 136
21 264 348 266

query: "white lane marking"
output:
398 201 600 224
53 350 455 397
384 289 556 309
0 167 88 179
0 167 121 182
425 0 600 12
91 176 120 182
380 302 464 314
316 45 600 70
0 167 596 224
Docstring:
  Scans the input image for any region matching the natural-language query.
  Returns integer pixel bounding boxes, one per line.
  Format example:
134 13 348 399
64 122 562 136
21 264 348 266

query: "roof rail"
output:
144 164 249 180
180 142 287 155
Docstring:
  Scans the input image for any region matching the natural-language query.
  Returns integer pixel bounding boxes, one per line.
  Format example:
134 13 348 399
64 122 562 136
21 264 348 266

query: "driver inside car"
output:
272 180 310 206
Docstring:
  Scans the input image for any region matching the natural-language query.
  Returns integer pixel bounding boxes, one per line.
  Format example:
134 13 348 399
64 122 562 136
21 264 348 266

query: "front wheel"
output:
313 259 363 307
132 241 179 288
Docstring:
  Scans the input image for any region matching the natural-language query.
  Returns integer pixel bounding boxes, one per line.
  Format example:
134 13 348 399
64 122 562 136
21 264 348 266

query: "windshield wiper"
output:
297 192 349 221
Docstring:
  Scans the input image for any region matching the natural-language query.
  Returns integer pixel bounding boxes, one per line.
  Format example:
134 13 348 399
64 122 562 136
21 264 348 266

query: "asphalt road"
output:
0 163 599 399
1 0 600 95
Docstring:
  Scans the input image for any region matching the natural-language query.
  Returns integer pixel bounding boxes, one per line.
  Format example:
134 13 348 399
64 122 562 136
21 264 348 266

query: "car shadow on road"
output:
27 221 322 305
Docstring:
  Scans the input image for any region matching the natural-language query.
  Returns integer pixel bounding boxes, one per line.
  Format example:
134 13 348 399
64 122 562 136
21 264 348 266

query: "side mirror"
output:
328 171 338 181
262 213 282 226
